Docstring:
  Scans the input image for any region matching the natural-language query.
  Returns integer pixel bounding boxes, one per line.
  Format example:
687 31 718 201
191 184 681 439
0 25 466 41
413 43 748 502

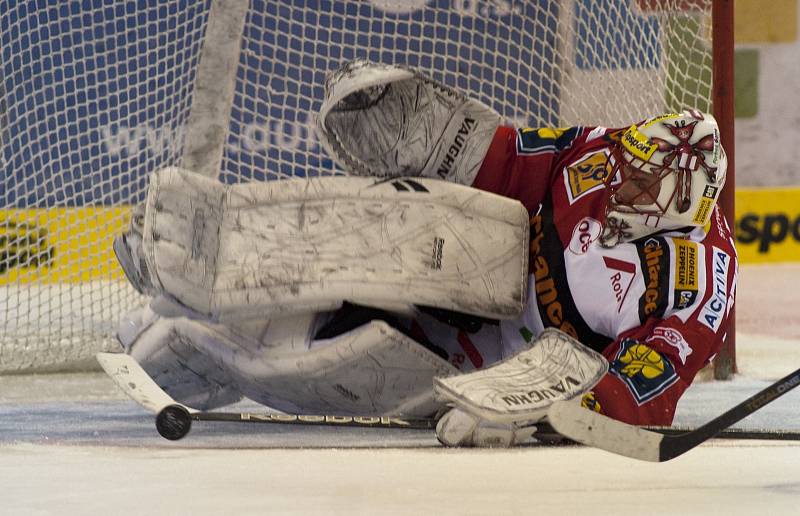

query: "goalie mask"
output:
600 110 727 247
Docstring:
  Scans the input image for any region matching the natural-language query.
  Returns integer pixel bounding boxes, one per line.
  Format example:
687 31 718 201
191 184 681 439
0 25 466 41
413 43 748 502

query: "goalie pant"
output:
420 123 738 427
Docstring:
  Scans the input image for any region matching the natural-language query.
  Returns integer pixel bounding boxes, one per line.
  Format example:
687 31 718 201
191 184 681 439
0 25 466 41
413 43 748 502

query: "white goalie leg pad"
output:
189 317 459 417
316 59 502 185
113 203 158 296
434 328 608 424
117 301 244 411
140 167 529 321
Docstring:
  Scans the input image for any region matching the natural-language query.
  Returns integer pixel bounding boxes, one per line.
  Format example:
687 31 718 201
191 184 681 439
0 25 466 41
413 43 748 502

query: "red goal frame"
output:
712 0 736 379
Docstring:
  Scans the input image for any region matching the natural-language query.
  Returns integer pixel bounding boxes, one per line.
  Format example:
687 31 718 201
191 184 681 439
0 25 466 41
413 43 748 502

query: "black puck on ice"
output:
155 404 193 440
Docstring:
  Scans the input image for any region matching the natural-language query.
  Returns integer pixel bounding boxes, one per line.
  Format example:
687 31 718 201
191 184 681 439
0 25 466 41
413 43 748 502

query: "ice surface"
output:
2 263 800 515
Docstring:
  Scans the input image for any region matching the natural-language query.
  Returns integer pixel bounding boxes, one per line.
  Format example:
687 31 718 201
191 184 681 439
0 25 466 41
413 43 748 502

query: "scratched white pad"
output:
140 167 529 321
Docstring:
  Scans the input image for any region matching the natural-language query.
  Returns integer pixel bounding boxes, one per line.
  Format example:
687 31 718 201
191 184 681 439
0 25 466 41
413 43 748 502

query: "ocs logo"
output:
569 217 602 255
367 0 429 14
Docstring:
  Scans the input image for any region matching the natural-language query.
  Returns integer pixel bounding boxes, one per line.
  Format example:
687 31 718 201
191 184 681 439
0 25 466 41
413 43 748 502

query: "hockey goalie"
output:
112 60 737 447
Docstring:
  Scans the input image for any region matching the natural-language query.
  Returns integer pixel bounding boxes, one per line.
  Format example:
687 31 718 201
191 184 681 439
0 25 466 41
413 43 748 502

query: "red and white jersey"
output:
444 124 738 425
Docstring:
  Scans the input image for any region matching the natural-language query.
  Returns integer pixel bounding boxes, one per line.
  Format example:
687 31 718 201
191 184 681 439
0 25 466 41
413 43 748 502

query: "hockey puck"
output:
155 404 193 440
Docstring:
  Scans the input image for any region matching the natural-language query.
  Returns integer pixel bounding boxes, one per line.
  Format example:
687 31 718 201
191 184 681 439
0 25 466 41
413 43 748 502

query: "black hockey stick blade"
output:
548 366 800 462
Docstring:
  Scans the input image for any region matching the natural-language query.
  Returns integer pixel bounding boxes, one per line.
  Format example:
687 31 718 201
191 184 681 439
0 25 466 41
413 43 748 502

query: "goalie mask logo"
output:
610 338 678 405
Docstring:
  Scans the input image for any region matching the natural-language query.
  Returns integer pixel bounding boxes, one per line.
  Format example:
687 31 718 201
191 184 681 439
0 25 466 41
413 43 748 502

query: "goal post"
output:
711 0 735 380
0 0 733 373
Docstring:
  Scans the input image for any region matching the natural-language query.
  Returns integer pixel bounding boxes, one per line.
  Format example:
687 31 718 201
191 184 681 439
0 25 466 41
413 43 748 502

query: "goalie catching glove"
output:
316 59 502 184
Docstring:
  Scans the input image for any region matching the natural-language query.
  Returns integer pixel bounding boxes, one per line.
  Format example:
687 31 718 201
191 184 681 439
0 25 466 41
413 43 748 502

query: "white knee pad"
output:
190 315 459 417
118 301 243 410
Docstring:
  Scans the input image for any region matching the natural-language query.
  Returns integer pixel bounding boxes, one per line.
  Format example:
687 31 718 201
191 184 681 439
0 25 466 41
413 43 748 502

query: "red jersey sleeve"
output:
472 125 587 212
585 208 738 426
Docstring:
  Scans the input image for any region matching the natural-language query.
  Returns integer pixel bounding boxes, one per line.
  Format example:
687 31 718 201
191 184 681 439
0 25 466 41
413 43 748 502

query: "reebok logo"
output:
437 117 476 179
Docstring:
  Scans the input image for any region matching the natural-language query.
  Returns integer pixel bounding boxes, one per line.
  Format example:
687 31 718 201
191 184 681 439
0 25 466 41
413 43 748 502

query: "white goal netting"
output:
0 0 714 372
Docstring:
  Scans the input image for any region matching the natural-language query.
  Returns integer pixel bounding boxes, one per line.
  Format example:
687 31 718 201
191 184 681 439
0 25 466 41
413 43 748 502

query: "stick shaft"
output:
189 409 800 440
661 367 800 460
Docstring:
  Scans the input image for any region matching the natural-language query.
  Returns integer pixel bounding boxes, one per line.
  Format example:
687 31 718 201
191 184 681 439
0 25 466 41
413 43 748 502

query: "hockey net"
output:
0 0 722 373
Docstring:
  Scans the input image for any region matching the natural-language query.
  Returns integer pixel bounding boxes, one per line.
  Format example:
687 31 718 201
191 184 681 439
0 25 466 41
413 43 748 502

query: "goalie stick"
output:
547 365 800 462
153 405 800 443
98 352 800 443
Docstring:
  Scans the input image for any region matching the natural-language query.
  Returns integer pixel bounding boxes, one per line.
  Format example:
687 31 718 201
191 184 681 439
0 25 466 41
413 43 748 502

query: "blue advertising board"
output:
1 0 660 208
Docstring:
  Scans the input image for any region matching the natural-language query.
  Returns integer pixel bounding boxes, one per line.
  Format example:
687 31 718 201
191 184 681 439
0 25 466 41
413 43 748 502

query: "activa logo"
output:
436 117 476 180
737 212 800 253
699 247 729 333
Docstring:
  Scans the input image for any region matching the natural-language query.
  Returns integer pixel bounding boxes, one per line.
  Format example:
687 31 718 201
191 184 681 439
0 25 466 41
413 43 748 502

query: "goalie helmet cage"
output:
0 0 734 375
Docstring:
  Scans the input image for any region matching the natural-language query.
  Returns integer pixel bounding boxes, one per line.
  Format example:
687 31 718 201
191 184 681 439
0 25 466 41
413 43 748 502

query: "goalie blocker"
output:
434 328 608 447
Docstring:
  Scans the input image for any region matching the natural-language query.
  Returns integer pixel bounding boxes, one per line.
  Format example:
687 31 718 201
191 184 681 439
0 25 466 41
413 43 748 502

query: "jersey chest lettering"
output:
636 237 670 322
699 246 730 332
530 212 578 339
529 202 611 352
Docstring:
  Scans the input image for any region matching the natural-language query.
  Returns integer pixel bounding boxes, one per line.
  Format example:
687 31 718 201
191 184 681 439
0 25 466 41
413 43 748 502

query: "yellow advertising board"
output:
735 187 800 263
2 187 800 287
0 206 131 285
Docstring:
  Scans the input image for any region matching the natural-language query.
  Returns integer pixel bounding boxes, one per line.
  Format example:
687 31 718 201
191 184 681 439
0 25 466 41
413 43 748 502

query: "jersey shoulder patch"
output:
516 126 580 155
562 149 617 204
